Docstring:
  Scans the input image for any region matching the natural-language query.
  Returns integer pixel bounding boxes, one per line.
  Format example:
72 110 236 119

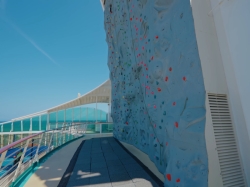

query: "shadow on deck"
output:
59 137 163 187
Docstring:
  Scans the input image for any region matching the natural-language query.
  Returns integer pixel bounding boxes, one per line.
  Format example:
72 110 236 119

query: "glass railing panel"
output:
49 123 56 130
57 110 64 123
85 124 95 134
32 116 39 131
49 112 56 125
13 121 21 132
80 107 87 122
41 114 47 131
3 123 11 132
102 124 113 133
66 108 72 122
73 108 80 122
23 119 30 131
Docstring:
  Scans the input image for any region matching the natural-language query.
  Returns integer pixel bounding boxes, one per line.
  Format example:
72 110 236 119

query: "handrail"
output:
0 122 113 187
0 122 113 154
0 122 81 154
0 132 43 154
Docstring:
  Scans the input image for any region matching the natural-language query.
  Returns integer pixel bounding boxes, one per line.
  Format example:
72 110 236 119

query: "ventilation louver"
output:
208 93 246 187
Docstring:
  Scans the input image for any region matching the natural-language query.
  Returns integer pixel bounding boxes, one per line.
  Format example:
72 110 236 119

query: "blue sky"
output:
0 0 109 121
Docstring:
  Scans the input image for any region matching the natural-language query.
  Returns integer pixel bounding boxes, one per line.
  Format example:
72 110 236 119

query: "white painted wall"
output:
191 0 227 186
208 0 250 184
192 0 250 185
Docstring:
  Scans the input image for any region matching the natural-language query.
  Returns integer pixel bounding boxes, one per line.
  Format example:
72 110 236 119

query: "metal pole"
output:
87 107 88 122
30 118 32 131
80 107 82 131
0 150 7 169
95 96 97 122
39 115 41 131
56 111 58 129
47 131 54 153
12 139 31 182
60 129 63 146
0 134 3 147
34 133 43 163
47 113 50 130
21 120 23 132
64 109 66 127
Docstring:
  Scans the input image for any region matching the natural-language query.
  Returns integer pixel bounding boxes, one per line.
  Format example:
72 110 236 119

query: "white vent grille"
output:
208 93 246 187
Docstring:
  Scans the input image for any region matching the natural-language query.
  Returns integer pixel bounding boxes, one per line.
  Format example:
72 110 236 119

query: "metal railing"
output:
0 122 113 187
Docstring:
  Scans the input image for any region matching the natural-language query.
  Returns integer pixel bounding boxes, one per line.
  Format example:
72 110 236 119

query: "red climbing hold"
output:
176 178 180 183
165 76 168 81
155 35 159 39
169 67 172 71
183 76 186 81
151 56 154 60
173 102 176 106
166 174 171 181
157 88 161 92
126 122 128 125
175 122 179 128
166 142 168 146
130 18 133 21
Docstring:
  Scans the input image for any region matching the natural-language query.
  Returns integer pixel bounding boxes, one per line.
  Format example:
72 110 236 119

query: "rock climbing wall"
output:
104 0 208 186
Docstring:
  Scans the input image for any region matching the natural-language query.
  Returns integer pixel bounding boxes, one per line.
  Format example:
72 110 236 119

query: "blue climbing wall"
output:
104 0 208 186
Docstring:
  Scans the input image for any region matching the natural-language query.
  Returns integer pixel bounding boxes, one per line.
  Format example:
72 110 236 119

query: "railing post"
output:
56 131 58 148
34 133 43 163
12 138 31 183
39 115 41 131
0 150 7 169
8 134 11 145
60 127 64 145
47 131 54 153
69 124 72 140
21 120 23 132
30 118 32 131
0 134 3 147
100 123 102 134
11 122 13 132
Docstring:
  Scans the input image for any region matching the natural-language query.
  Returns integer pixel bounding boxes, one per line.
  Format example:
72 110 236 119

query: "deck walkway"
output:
62 137 163 187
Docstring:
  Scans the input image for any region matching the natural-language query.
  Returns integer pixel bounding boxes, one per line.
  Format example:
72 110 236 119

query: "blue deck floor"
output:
61 137 163 187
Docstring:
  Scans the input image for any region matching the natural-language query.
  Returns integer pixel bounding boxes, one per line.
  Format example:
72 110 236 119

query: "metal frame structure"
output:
0 122 113 187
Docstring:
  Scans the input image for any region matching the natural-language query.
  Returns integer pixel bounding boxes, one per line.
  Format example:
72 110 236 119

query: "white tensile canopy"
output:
10 80 111 122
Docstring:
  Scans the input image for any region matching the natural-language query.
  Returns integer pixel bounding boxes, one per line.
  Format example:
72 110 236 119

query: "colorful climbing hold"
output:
176 178 180 183
166 174 171 181
175 122 179 128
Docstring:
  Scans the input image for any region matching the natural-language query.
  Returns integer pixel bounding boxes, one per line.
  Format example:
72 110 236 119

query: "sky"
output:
0 0 109 121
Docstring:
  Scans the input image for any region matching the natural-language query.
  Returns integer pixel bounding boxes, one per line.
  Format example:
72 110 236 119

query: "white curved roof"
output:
48 79 111 112
9 80 111 122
